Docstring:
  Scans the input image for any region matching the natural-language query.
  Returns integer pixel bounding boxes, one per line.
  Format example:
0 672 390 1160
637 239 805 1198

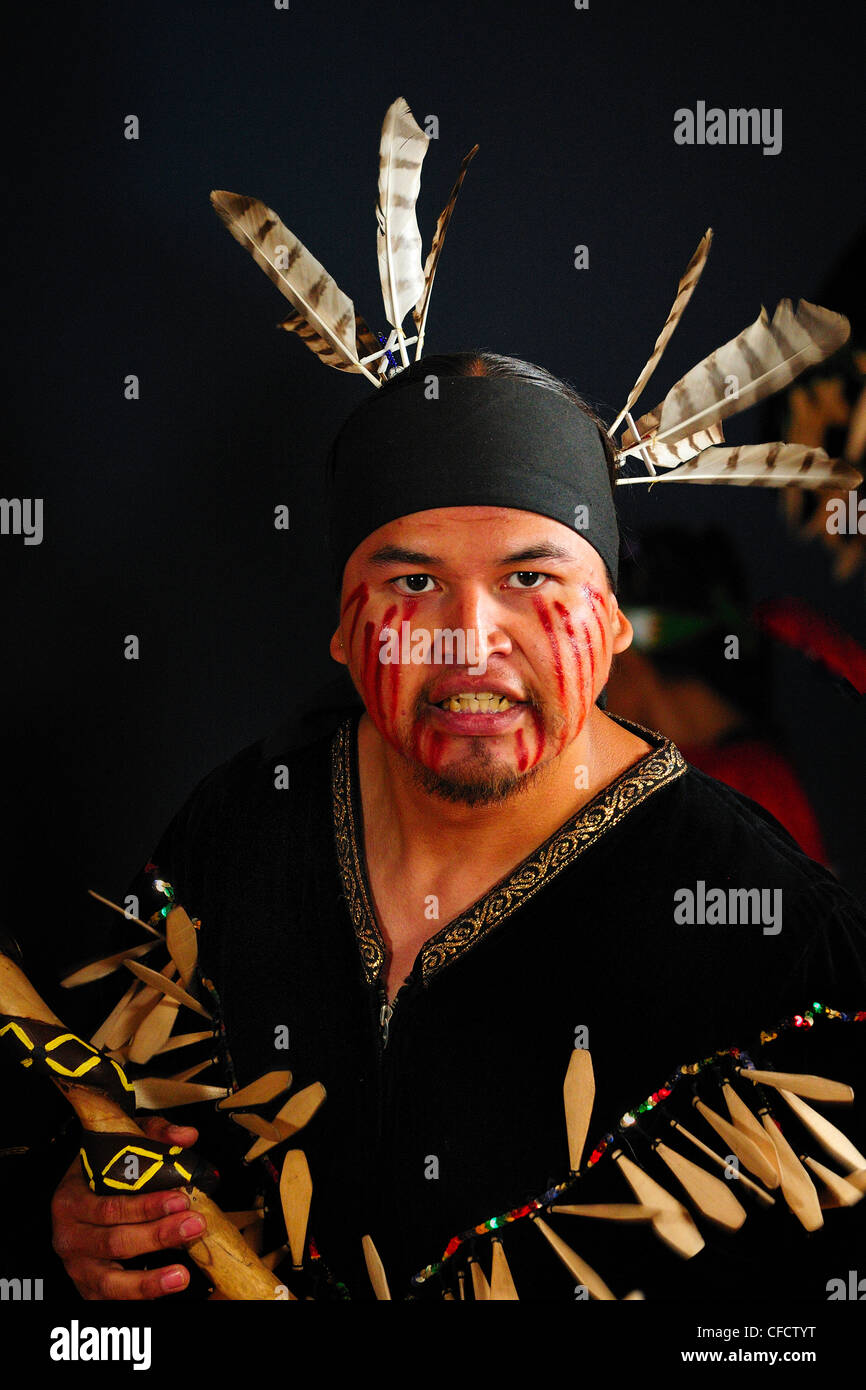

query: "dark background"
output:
4 0 864 980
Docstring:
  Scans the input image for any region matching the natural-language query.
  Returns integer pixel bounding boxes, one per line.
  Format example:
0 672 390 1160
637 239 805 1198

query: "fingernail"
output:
179 1215 206 1239
161 1269 187 1292
162 1195 189 1215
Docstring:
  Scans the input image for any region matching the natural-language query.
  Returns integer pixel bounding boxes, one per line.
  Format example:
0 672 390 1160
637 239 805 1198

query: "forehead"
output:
351 507 604 576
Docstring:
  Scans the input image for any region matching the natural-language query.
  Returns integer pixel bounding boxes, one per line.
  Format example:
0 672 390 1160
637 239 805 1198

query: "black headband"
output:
327 376 619 587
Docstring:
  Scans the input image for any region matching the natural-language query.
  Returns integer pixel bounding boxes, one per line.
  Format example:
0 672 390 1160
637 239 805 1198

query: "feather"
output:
280 1150 312 1269
612 1149 704 1257
489 1238 520 1300
617 442 861 490
531 1217 617 1299
609 229 713 435
737 1067 853 1104
278 306 381 372
362 1233 392 1300
617 422 724 470
376 97 430 364
776 1089 866 1171
563 1047 594 1173
622 299 850 453
413 143 479 358
210 190 381 384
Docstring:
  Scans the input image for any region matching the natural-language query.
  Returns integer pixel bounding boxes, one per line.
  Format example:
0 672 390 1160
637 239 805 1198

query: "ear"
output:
329 627 348 667
609 598 634 656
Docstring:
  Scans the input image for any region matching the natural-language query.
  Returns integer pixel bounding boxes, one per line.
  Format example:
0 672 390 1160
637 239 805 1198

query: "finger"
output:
140 1115 199 1147
53 1173 193 1231
55 1208 208 1262
67 1257 192 1301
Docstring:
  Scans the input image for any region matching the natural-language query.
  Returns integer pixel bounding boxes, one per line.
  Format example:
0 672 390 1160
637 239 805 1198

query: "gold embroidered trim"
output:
331 715 687 987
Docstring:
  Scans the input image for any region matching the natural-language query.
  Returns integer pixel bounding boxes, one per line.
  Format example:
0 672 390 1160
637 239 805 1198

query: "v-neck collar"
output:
330 710 687 989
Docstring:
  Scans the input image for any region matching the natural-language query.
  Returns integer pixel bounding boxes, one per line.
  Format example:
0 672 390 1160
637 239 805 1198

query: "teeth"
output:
437 693 516 713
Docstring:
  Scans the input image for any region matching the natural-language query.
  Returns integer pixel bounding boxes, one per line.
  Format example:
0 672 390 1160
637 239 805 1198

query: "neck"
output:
357 706 654 875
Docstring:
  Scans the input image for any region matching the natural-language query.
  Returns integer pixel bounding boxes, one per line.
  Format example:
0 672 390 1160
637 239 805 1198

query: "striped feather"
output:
278 307 381 371
412 143 479 357
623 299 850 452
618 422 725 469
610 229 713 435
210 190 379 382
617 442 862 489
376 97 429 357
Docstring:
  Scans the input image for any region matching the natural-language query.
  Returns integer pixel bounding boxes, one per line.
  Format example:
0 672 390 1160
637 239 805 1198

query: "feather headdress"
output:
211 97 478 386
210 102 861 495
611 232 861 492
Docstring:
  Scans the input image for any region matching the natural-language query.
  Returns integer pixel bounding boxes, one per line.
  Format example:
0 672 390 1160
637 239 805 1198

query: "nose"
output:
440 582 514 665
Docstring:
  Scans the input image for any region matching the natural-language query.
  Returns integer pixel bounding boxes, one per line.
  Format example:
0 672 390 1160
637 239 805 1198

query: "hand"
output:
51 1116 207 1300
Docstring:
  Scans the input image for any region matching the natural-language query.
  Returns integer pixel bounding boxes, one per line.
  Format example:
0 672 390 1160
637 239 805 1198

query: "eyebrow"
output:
365 542 580 569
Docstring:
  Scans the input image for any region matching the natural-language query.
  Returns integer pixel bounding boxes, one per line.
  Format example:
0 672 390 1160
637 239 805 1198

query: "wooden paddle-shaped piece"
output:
612 1149 704 1258
549 1203 658 1222
123 960 211 1019
737 1067 853 1104
803 1155 864 1208
165 906 199 990
531 1216 617 1300
362 1233 392 1300
652 1140 746 1231
669 1119 775 1206
760 1114 823 1231
489 1238 520 1300
693 1097 780 1188
280 1149 312 1270
62 941 159 988
777 1088 866 1172
243 1083 327 1163
217 1070 292 1110
563 1047 595 1174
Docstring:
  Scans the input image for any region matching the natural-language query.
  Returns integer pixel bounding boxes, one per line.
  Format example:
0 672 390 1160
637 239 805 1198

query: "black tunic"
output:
126 704 866 1302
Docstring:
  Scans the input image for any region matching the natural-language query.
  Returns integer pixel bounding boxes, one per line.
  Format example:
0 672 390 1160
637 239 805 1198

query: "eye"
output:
505 571 548 589
391 574 438 594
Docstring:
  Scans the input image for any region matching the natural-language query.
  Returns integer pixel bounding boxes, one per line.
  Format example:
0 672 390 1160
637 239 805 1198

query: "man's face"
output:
330 507 634 805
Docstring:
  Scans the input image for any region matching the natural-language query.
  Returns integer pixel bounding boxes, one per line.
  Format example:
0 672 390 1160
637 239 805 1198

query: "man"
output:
49 354 866 1302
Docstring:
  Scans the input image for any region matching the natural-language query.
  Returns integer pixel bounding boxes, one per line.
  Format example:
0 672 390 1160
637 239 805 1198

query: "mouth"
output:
425 691 529 734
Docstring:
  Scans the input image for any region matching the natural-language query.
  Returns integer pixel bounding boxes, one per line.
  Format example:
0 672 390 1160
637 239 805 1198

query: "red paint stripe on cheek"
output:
373 604 398 726
514 727 528 772
389 599 419 723
553 601 584 686
532 595 565 700
585 593 608 659
581 621 596 684
528 707 546 767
